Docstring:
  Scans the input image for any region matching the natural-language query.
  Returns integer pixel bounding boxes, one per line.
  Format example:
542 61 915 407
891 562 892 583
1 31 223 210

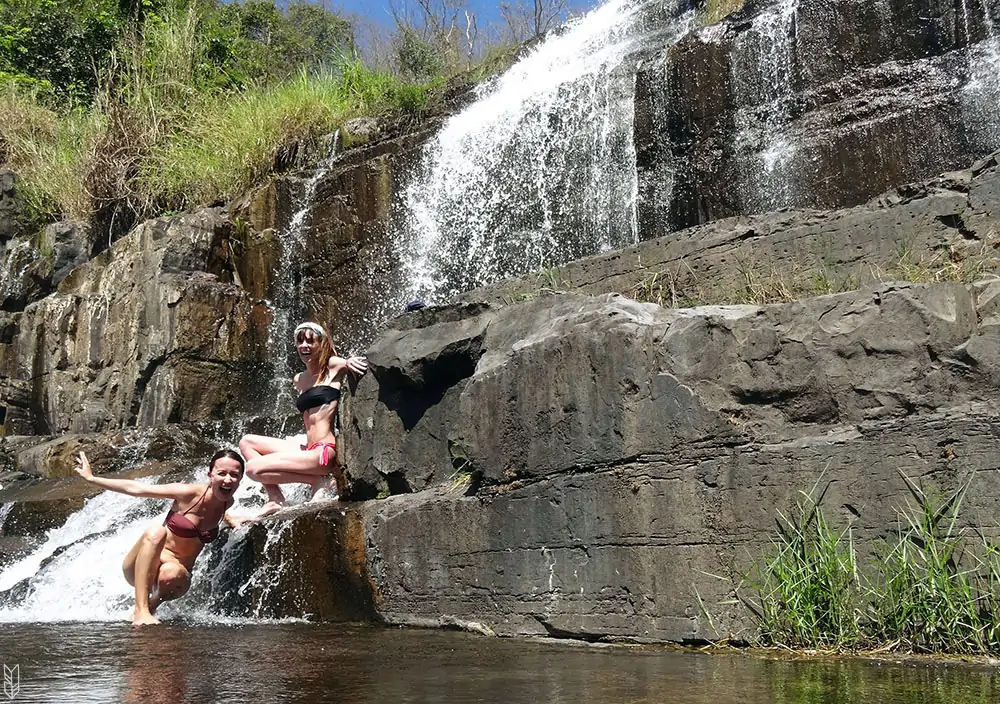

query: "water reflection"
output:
0 622 999 703
123 630 189 703
763 658 1000 704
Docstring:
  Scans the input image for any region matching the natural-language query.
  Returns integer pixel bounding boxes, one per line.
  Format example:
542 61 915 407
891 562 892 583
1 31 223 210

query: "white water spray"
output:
0 470 285 623
387 0 689 309
0 487 163 621
731 0 799 213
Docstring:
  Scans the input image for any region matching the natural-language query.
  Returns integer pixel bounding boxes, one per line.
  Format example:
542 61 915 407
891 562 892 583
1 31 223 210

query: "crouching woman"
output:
73 449 246 626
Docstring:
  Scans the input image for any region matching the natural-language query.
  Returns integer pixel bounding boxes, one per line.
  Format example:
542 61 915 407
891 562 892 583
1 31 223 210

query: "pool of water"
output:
0 622 998 703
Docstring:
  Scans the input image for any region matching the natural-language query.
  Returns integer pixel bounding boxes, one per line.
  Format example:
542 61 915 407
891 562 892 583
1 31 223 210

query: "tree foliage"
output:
0 0 356 104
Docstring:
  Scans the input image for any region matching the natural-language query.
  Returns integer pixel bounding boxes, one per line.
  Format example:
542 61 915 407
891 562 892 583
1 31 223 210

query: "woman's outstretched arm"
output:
73 452 199 502
327 355 368 380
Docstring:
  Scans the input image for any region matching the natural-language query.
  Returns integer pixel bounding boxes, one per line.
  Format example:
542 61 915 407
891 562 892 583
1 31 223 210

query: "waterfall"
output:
264 136 339 417
0 488 163 621
382 0 693 309
962 0 1000 150
0 472 283 623
730 0 799 214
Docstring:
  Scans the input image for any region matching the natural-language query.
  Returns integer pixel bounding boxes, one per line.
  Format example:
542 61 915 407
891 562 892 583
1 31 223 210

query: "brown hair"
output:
209 449 245 475
295 322 339 383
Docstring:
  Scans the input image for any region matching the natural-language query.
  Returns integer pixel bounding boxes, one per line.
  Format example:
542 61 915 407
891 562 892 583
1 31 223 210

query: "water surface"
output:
1 622 998 703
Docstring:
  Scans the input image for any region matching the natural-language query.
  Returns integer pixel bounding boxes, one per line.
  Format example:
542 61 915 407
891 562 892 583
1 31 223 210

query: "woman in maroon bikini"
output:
240 322 367 514
72 449 246 626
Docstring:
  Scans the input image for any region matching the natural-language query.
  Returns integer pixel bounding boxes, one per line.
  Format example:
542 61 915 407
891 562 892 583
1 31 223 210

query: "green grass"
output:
0 83 104 220
152 62 434 207
745 477 863 649
0 4 440 225
740 471 1000 654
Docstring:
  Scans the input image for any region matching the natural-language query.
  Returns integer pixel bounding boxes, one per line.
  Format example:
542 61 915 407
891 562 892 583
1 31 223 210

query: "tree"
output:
500 0 569 41
387 0 484 75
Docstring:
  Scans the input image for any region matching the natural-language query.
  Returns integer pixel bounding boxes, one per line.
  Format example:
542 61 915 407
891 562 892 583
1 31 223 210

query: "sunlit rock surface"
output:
0 209 269 436
638 0 1000 232
336 279 1000 641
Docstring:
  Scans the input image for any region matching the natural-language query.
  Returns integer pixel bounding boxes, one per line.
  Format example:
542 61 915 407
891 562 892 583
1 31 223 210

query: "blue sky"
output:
303 0 599 30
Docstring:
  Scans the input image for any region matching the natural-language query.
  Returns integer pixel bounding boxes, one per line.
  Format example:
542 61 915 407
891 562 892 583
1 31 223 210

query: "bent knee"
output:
142 525 167 544
245 459 265 481
157 563 191 597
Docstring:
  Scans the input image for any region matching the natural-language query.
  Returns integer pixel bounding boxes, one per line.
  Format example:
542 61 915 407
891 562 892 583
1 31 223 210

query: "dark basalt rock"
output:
637 0 1000 234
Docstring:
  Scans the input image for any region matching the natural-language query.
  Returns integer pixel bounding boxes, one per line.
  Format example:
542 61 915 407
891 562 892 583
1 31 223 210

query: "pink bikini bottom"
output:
304 441 337 466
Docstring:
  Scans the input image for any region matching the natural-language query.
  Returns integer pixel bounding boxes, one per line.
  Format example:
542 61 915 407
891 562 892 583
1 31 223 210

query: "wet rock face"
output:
0 209 270 436
233 126 439 352
343 279 1000 641
637 0 1000 234
195 505 377 622
0 170 26 243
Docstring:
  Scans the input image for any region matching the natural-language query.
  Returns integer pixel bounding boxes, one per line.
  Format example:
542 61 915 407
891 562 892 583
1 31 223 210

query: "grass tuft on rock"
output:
740 471 1000 655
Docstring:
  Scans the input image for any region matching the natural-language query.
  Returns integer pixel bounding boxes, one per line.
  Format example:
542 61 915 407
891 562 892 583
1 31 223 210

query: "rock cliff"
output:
637 0 1000 232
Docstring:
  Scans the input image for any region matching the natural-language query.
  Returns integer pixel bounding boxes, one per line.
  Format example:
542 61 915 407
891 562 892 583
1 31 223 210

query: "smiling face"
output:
296 329 320 365
209 456 243 499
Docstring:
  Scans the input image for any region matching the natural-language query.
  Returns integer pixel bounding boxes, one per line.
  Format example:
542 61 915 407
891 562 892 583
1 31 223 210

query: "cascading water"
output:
962 0 1000 150
0 470 299 623
0 485 167 622
730 0 799 214
265 137 339 417
376 0 695 313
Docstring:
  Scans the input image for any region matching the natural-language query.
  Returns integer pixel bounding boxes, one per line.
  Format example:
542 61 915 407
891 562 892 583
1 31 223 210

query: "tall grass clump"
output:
745 479 862 649
742 471 1000 655
0 84 103 219
142 60 434 207
866 473 986 654
1 2 441 230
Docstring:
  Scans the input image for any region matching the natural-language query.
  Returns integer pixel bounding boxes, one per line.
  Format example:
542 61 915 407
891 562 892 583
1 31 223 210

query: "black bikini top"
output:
295 385 341 413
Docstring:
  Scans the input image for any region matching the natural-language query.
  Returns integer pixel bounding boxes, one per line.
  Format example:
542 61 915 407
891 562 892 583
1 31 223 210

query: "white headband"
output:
293 322 326 341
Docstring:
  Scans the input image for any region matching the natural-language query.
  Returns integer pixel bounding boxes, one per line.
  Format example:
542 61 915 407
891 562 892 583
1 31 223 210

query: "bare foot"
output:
257 501 285 517
132 612 162 627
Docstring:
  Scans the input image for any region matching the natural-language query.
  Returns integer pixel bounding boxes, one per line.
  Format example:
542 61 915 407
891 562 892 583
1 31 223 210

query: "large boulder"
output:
333 281 1000 641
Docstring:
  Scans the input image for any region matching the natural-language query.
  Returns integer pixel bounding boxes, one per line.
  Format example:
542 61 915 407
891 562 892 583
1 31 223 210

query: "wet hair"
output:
209 449 245 475
294 321 339 380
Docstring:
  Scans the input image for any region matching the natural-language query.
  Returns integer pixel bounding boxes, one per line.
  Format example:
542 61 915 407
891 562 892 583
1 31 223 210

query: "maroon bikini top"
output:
164 488 221 544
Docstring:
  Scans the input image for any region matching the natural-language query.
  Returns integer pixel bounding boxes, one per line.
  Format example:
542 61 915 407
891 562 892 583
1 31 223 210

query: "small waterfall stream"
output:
0 469 293 623
265 137 339 416
962 0 1000 149
731 0 799 213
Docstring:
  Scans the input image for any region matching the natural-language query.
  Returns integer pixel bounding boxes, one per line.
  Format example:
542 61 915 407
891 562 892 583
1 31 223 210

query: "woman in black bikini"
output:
240 322 367 515
72 449 245 626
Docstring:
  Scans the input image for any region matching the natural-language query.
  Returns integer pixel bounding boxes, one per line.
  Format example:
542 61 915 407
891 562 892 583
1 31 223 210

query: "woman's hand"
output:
347 356 369 376
74 451 94 481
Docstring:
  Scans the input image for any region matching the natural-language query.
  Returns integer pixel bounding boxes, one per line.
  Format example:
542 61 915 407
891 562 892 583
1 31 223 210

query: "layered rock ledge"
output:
238 276 1000 642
